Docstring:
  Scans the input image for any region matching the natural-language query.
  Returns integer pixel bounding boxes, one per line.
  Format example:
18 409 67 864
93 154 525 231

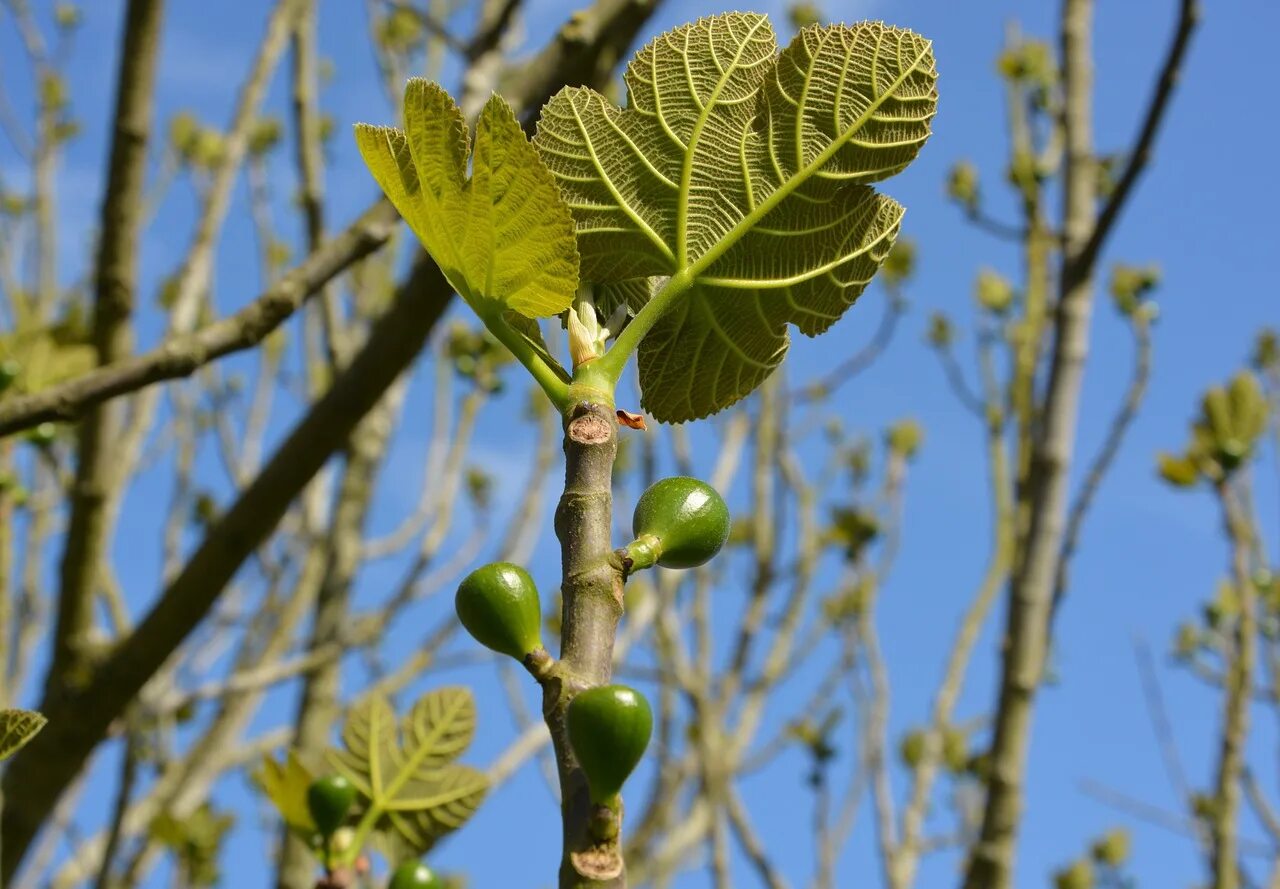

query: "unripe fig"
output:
567 684 653 802
306 775 356 836
455 562 543 661
387 861 444 889
630 477 729 570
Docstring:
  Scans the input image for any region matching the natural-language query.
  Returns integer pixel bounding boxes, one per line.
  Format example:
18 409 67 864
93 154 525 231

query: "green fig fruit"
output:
455 562 543 661
306 774 356 837
567 684 653 802
631 477 730 570
387 861 444 889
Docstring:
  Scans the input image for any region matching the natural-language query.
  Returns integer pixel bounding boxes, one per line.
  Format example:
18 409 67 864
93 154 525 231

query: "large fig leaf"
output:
355 81 579 321
328 686 486 856
534 13 936 421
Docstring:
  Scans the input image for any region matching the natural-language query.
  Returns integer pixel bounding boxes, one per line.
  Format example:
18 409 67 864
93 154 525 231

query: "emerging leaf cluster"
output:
355 12 936 422
1159 371 1270 486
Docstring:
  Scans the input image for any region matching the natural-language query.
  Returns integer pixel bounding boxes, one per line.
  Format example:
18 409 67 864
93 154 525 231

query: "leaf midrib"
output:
382 768 486 811
567 97 675 266
676 15 772 269
374 693 469 806
682 34 931 283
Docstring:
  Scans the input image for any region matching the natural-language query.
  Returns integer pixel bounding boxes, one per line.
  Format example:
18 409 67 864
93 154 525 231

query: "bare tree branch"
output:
0 254 450 878
1051 315 1152 621
963 1 1099 883
1075 0 1200 274
48 0 165 688
0 200 398 436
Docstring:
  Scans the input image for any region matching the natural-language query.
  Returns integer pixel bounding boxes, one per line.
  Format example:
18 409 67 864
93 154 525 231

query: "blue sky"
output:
2 0 1278 887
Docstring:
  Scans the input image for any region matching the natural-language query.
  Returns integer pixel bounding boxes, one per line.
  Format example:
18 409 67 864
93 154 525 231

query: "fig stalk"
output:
545 398 627 888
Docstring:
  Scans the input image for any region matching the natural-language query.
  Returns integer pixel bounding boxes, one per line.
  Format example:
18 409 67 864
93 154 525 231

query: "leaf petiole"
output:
478 308 573 413
592 272 694 387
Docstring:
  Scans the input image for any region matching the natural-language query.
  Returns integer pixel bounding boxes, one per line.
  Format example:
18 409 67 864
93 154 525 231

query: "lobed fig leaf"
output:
0 708 47 761
567 684 653 802
534 13 936 421
329 687 487 858
355 80 579 322
254 750 318 836
631 476 731 569
454 562 543 661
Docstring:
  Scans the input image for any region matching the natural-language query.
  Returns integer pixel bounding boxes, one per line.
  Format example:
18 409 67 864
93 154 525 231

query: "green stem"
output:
1210 479 1255 889
544 397 628 889
480 308 572 412
592 273 693 387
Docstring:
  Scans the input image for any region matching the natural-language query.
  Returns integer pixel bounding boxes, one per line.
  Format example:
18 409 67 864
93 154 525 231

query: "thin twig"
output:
0 201 398 436
1075 0 1200 275
1051 317 1152 620
725 788 791 889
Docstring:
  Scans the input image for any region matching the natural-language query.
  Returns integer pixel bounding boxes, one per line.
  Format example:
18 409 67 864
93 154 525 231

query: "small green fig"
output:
387 861 444 889
455 562 543 661
567 684 653 802
306 775 356 837
630 476 729 570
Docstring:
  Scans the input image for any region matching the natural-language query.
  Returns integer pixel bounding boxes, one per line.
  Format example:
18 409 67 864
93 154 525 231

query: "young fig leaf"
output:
387 861 445 889
328 687 487 858
254 750 318 836
567 684 653 802
0 708 47 761
631 476 730 569
355 80 579 321
306 774 357 837
455 562 543 661
534 14 936 421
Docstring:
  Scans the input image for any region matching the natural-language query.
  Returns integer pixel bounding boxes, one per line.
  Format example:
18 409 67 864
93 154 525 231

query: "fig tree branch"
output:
1076 0 1200 275
0 254 452 877
1051 314 1153 623
0 200 399 437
